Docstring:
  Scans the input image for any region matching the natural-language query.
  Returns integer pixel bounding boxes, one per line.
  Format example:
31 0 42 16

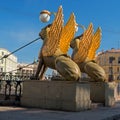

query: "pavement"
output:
0 101 120 120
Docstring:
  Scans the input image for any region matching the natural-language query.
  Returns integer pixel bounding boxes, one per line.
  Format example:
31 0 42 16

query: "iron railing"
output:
0 73 31 105
0 80 23 101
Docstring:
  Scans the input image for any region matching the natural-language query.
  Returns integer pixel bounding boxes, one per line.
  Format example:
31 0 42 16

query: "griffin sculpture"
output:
70 23 107 82
35 6 81 81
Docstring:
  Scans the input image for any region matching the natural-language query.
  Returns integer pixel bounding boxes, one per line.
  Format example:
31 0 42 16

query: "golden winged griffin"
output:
35 6 107 82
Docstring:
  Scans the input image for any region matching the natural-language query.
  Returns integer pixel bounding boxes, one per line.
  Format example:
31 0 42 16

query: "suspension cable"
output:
0 60 38 75
0 37 40 60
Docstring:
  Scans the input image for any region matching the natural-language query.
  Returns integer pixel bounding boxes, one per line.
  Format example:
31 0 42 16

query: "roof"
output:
97 48 120 56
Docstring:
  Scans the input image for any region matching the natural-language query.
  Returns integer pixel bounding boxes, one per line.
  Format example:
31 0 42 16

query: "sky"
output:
0 0 120 64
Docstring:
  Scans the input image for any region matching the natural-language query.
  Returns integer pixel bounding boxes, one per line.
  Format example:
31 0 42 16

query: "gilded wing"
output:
59 13 76 54
42 6 63 56
87 27 102 60
72 23 93 63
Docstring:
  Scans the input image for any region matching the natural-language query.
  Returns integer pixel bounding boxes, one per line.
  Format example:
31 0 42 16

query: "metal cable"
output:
0 60 38 75
0 37 40 60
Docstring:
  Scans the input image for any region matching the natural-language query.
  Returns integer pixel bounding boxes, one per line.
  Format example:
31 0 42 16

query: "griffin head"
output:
39 24 51 40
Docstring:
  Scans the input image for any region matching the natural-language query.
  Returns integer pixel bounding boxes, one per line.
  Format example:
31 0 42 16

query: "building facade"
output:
0 48 17 74
17 62 37 78
96 48 120 81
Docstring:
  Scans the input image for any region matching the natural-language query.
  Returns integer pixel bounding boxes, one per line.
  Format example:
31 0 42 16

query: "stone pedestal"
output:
21 80 91 111
90 82 116 106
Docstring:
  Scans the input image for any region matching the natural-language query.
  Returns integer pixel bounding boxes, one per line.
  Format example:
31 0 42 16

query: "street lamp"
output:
39 10 56 23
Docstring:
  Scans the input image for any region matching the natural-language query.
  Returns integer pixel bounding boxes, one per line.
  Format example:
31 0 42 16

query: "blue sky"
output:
0 0 120 64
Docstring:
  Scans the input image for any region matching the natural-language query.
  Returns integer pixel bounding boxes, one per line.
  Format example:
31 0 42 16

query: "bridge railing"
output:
0 74 31 104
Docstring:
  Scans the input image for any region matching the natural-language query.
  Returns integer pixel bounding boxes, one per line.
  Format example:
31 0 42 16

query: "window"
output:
109 67 113 74
108 75 114 81
117 67 120 73
109 57 115 63
0 68 3 72
118 57 120 64
117 75 120 80
1 51 4 55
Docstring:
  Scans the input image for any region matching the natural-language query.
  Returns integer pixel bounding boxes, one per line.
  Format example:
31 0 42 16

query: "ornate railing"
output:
0 73 31 105
0 80 23 101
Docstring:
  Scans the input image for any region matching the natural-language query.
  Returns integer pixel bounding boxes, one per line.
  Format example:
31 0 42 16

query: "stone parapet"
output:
90 81 116 106
21 80 91 111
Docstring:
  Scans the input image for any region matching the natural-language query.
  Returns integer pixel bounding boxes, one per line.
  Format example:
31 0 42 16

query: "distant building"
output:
17 62 37 78
96 48 120 81
0 48 17 74
52 70 60 77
